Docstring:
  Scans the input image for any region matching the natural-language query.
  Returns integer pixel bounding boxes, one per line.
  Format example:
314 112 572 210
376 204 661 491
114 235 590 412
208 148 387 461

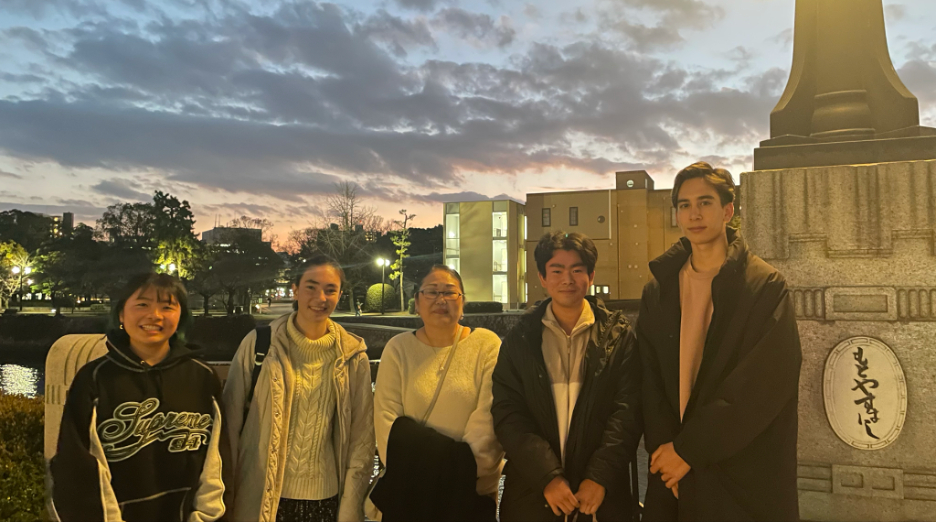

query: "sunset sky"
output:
1 0 935 245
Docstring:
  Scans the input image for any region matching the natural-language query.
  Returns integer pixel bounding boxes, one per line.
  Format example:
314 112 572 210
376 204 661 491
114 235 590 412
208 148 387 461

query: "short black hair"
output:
292 255 346 289
109 272 192 343
534 231 598 277
672 161 736 208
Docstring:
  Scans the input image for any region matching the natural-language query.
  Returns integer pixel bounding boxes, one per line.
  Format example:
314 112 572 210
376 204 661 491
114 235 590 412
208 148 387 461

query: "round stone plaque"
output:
823 337 907 450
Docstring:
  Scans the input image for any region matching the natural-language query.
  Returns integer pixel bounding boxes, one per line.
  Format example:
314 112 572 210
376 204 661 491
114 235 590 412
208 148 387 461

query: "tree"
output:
0 210 54 253
209 230 282 315
152 191 199 278
0 241 29 309
33 224 102 310
96 202 155 247
97 192 199 277
186 244 224 316
289 182 388 310
389 209 416 312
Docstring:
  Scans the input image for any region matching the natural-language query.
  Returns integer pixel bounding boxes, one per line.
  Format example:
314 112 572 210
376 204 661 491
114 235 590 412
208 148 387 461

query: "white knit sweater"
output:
374 327 505 495
281 315 339 500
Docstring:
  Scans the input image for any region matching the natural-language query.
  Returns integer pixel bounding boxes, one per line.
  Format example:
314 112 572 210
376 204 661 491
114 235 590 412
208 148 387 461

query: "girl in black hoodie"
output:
50 273 226 522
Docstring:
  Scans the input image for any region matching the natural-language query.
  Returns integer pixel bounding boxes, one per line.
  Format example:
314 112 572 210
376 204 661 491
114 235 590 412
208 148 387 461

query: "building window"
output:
493 274 508 304
445 211 460 267
523 215 528 241
670 207 678 227
569 207 578 226
542 208 551 227
590 285 610 295
493 240 508 272
493 211 507 238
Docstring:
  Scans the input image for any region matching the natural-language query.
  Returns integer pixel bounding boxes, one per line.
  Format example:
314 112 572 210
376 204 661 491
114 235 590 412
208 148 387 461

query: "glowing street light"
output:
11 265 32 311
376 257 390 315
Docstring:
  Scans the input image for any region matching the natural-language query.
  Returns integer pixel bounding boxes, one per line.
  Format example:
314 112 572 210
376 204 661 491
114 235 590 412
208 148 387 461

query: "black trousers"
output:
275 496 339 522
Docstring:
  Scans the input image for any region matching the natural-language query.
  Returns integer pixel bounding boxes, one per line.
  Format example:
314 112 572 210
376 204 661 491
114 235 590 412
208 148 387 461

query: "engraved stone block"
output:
832 465 903 498
825 287 898 321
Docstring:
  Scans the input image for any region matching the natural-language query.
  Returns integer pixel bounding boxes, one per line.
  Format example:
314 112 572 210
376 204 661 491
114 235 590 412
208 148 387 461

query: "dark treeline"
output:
0 183 442 315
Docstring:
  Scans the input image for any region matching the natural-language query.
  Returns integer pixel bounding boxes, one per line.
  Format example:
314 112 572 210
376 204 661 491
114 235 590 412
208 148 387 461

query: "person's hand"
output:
544 476 579 516
672 482 679 499
650 442 691 488
574 479 605 515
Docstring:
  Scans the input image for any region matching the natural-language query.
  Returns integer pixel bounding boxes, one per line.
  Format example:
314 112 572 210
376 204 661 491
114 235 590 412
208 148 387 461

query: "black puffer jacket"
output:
492 297 642 522
639 228 802 521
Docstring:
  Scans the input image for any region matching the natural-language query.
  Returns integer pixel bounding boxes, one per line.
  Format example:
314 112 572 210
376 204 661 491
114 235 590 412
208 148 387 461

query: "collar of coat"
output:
518 295 629 372
267 312 367 364
649 226 747 294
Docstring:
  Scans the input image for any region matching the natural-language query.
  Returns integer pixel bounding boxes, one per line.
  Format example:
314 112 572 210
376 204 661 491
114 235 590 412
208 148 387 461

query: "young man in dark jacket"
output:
640 162 802 521
492 231 642 522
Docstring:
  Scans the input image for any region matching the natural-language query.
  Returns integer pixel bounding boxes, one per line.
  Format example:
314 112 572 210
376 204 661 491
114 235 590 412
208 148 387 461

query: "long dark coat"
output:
492 297 642 522
638 228 802 521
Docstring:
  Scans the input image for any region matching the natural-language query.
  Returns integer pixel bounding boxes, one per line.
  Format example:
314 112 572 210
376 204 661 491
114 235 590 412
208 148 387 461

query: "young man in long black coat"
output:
492 231 642 522
640 162 803 521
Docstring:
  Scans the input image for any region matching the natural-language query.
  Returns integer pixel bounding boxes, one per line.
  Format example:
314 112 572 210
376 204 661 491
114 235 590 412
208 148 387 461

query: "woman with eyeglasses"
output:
370 265 504 521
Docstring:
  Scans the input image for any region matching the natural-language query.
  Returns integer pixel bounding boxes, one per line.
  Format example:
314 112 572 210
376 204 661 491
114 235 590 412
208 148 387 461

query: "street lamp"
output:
376 258 389 315
11 265 31 311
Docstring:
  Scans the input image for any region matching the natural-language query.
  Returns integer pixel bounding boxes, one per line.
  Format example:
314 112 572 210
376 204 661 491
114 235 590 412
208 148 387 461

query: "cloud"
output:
433 8 516 48
91 178 151 201
524 4 541 20
392 0 445 13
768 28 793 52
358 9 437 57
617 0 724 29
599 0 724 51
885 4 907 22
0 169 22 179
0 0 793 208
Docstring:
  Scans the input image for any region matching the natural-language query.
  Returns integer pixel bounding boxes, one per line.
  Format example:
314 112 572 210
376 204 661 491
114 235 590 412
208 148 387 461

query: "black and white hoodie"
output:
50 333 226 522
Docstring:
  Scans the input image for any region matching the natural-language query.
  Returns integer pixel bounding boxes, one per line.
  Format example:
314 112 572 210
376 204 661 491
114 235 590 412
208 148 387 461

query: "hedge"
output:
464 301 503 314
0 392 44 522
365 284 396 312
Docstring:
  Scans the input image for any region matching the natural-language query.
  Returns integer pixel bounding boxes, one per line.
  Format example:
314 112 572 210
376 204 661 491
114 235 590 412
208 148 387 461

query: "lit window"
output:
542 208 551 227
493 211 507 238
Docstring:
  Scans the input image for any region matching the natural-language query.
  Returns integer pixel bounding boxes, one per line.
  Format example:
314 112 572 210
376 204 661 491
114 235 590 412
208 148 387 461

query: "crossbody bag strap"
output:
420 325 466 426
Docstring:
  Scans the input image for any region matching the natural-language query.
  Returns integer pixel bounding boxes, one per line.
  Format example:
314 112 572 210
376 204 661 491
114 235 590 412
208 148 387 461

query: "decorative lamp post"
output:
376 258 389 315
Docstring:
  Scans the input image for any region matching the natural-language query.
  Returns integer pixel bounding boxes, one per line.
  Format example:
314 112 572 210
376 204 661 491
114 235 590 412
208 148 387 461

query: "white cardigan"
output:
374 327 505 495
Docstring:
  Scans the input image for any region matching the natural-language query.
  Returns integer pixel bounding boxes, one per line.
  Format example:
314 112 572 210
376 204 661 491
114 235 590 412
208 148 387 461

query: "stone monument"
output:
742 1 936 520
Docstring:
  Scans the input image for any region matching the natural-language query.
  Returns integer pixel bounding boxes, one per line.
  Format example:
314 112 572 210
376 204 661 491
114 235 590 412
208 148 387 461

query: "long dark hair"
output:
108 272 192 344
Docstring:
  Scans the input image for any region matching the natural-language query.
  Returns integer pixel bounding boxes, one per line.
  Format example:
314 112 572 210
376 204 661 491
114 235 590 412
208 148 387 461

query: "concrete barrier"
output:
43 334 108 460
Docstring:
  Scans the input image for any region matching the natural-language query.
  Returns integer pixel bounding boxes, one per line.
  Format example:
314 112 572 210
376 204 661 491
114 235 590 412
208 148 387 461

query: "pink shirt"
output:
678 256 719 420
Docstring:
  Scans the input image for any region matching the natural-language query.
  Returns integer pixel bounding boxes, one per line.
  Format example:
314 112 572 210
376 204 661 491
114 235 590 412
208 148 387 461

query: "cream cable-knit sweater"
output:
374 327 505 495
281 314 339 500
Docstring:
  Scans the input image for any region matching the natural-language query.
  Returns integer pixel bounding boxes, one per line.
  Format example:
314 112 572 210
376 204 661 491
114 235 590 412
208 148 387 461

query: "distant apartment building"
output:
36 212 74 238
443 199 527 309
524 170 684 303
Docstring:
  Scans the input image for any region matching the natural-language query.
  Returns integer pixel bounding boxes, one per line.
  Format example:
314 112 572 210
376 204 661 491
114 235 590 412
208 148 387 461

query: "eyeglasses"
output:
418 290 463 301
